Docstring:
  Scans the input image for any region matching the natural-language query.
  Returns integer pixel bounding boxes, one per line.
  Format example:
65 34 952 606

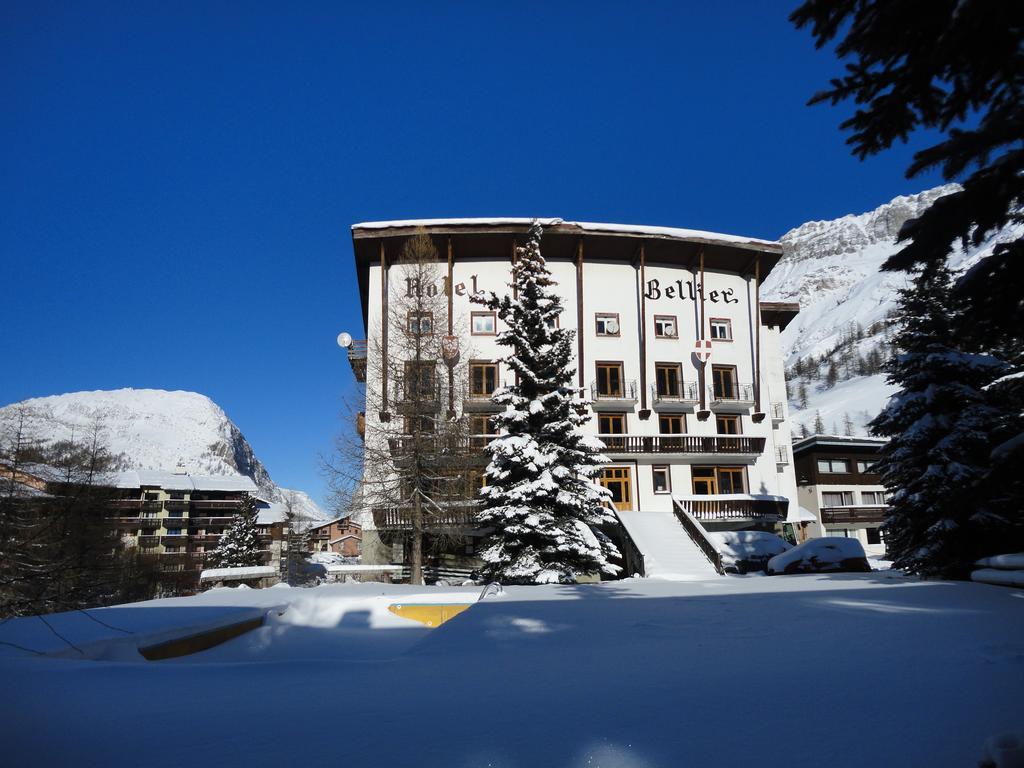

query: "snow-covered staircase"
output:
616 510 721 580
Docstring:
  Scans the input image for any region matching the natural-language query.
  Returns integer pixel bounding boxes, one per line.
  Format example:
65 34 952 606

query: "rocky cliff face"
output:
764 185 1022 435
0 388 326 520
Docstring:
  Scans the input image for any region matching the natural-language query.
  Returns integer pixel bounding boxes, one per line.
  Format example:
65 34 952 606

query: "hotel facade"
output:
347 219 801 578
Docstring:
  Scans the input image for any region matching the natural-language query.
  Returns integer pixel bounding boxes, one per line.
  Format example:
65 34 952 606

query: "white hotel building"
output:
347 218 801 578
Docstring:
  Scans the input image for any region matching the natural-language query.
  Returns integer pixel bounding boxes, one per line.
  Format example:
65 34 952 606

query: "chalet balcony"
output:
598 434 765 458
708 384 755 410
372 502 481 532
394 378 442 413
675 496 786 522
108 499 142 511
346 339 367 382
821 506 888 524
463 383 510 413
770 402 786 424
164 499 189 511
387 435 488 465
188 516 235 527
190 499 243 511
161 535 188 546
188 534 221 545
590 380 638 411
650 382 700 412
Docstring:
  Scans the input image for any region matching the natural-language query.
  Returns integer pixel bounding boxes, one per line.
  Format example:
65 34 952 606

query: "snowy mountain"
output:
765 185 1024 436
0 388 328 522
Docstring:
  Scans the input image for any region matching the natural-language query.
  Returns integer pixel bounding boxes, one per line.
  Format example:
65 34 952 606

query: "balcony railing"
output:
372 503 480 531
137 535 160 547
770 402 785 422
188 534 221 545
820 506 888 524
190 499 243 510
346 339 367 382
164 499 189 511
590 380 638 402
674 497 786 522
598 435 765 455
141 500 163 513
650 382 700 405
394 378 442 408
709 384 755 404
161 535 188 546
109 499 142 510
188 516 235 527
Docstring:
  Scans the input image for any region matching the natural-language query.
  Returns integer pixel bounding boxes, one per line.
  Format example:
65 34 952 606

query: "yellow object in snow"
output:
388 603 472 628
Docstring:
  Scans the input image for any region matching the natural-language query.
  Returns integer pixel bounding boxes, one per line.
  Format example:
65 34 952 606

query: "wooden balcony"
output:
164 499 189 511
650 383 700 412
387 436 487 465
709 384 755 410
161 535 188 546
598 435 765 457
108 516 144 527
108 499 142 510
190 499 243 511
821 506 887 524
590 380 639 411
674 497 786 522
141 500 164 513
189 516 234 527
372 503 480 532
346 339 367 382
138 535 160 547
188 534 221 545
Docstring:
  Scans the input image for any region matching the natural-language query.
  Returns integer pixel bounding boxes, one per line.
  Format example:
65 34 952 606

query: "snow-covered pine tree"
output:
471 221 620 584
870 265 1006 579
209 493 263 568
813 410 825 434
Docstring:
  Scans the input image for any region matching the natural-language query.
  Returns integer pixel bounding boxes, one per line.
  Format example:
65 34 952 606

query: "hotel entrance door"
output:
600 467 632 511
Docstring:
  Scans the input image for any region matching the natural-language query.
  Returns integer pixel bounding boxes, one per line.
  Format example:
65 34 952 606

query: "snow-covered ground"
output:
2 574 1022 767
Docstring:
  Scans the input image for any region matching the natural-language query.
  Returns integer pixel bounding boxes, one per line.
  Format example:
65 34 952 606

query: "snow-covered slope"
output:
765 185 1024 435
0 388 327 522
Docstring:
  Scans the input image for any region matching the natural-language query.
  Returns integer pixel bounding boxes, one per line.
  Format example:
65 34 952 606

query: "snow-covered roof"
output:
791 434 888 454
352 217 781 252
787 506 819 524
199 566 277 581
112 470 259 493
256 502 288 526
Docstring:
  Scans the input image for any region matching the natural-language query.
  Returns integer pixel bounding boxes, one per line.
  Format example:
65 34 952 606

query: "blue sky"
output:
0 2 943 508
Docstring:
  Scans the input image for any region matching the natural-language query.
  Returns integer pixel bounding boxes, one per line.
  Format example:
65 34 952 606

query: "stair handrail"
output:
672 500 725 575
606 502 646 578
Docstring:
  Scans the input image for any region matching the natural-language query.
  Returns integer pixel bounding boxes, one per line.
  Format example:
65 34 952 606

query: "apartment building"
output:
347 218 801 578
792 435 889 556
104 470 286 587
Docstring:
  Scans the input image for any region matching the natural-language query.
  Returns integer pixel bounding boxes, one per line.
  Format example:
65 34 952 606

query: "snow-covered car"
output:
766 537 871 575
710 531 792 574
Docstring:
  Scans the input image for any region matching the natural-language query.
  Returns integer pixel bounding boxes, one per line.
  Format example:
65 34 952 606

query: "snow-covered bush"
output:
710 531 791 574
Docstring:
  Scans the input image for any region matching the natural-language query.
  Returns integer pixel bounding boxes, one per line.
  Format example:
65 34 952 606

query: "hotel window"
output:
595 313 620 336
404 361 436 397
691 467 745 494
822 491 854 506
598 413 626 434
716 415 741 435
862 491 887 505
404 415 435 434
654 315 677 338
407 311 433 335
471 311 496 335
659 414 685 434
717 467 746 494
655 363 682 397
709 318 732 340
595 362 624 397
470 415 496 447
856 460 875 473
711 365 737 399
817 458 850 474
469 362 499 397
165 528 181 536
652 466 671 494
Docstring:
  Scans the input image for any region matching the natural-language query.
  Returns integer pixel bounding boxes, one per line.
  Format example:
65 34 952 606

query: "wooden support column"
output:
696 247 710 420
637 243 650 419
751 256 766 423
379 241 391 421
576 238 585 391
